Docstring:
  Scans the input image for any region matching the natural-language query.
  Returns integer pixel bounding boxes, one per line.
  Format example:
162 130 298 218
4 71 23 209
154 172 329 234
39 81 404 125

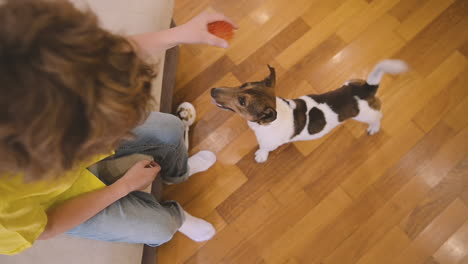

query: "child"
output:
0 0 237 255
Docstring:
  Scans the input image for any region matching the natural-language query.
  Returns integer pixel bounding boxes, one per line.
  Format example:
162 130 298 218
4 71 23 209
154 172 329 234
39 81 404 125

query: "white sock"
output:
188 151 216 176
178 211 216 242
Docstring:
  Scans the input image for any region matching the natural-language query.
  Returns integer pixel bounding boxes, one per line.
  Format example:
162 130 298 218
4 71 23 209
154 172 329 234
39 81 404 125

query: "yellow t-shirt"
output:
0 155 109 255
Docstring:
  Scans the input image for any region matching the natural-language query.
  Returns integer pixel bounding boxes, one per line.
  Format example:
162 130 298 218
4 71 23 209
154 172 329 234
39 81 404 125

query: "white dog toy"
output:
176 102 196 149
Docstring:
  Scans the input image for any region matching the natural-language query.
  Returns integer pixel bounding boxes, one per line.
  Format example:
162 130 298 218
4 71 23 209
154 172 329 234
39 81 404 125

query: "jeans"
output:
66 112 188 246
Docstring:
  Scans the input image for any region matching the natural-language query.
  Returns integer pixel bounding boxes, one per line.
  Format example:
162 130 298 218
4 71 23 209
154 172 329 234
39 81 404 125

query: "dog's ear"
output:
259 107 277 124
264 65 276 88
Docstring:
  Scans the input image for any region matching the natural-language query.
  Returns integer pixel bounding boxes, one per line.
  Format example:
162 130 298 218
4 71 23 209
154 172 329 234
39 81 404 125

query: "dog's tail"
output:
366 59 408 86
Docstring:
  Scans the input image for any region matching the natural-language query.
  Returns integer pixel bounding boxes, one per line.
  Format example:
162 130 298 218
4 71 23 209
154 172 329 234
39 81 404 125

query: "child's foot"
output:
178 211 215 242
188 151 216 176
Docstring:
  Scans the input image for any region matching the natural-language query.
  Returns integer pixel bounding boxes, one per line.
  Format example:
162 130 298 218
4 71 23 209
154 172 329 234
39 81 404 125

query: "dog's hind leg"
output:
353 98 382 135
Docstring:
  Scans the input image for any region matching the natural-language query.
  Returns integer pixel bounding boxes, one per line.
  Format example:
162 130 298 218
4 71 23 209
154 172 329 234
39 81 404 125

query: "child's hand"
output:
116 160 161 193
179 12 238 48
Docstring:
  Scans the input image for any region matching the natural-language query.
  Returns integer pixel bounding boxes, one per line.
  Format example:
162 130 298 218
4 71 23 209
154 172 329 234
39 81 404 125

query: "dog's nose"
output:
210 88 217 98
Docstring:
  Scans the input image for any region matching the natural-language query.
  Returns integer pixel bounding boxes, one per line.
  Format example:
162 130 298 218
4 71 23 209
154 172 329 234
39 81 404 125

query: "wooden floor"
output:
159 0 468 263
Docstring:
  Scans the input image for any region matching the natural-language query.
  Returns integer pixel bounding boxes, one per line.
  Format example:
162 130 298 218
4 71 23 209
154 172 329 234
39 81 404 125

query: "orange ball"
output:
208 21 235 41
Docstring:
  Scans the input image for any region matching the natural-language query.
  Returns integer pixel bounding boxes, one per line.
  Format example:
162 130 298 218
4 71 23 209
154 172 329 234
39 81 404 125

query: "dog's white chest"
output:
248 96 342 150
248 98 295 149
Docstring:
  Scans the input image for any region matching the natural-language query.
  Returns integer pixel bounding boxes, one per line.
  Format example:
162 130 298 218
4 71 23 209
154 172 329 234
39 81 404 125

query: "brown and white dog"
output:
211 60 408 163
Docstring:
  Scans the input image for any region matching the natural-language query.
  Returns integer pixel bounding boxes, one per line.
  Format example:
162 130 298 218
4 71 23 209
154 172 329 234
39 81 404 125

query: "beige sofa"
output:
0 0 177 263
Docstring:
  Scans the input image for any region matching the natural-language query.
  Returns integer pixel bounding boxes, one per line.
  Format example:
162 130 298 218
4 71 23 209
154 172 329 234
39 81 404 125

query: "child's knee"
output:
146 213 181 245
150 225 177 245
144 112 185 146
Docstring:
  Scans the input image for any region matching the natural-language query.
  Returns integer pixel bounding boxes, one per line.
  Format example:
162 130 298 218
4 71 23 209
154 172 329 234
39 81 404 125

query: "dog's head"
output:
211 65 277 125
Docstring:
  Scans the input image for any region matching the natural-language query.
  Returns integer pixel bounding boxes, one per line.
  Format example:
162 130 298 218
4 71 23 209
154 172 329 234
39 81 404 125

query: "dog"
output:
211 60 408 163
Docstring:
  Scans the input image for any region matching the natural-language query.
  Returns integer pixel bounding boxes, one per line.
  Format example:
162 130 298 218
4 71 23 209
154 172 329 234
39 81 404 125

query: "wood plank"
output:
302 129 389 204
175 46 227 91
443 95 468 133
270 126 356 204
425 257 442 264
217 144 304 223
355 226 411 264
301 0 347 27
412 125 468 188
292 124 338 157
282 259 300 264
186 73 240 148
185 192 282 264
461 255 468 264
395 0 468 77
381 51 467 137
433 220 468 264
371 122 456 201
182 164 248 218
340 122 424 199
191 114 250 154
459 40 468 59
244 60 287 86
231 17 310 82
462 188 468 208
306 14 404 93
262 188 353 264
211 0 267 23
174 8 263 89
174 55 236 107
220 191 315 264
173 0 212 24
217 129 257 165
336 0 400 42
188 109 236 153
342 120 468 203
288 187 387 263
276 34 347 98
275 0 368 70
163 163 246 212
390 199 468 264
413 68 468 133
325 176 431 264
225 0 318 64
282 80 316 102
400 155 468 240
388 0 431 22
190 73 240 123
395 0 455 41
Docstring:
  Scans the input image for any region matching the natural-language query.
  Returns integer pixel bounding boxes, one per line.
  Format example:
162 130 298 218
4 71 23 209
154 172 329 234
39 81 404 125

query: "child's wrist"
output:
111 180 131 198
167 25 189 45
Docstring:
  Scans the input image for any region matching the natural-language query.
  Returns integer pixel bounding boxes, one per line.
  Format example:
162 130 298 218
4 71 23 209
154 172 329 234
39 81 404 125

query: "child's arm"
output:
38 160 160 240
128 12 237 55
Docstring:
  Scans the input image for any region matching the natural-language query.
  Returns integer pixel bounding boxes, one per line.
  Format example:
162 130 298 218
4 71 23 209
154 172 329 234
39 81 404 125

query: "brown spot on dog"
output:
211 65 278 124
309 91 358 122
366 97 381 110
309 80 379 122
291 99 307 138
308 107 326 134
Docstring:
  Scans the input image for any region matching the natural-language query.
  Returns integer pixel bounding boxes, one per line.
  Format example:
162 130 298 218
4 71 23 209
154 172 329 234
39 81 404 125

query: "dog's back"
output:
283 60 408 143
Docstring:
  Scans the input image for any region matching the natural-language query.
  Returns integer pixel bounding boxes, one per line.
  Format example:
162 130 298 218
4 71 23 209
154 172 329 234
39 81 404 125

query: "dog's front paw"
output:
255 149 269 163
367 123 380 135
